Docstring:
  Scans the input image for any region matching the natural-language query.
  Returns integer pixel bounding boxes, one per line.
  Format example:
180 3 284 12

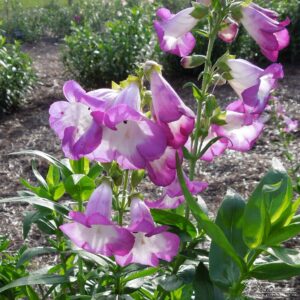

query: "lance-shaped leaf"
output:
209 190 248 290
243 159 292 249
176 154 245 272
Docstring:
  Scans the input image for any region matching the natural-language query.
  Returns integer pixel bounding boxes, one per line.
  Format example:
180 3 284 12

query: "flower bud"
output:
181 55 206 69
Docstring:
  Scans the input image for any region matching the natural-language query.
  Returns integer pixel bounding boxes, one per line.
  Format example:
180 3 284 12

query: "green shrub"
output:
63 5 160 87
0 35 36 112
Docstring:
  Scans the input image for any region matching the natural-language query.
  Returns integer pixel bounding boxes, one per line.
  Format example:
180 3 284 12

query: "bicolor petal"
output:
150 70 195 148
239 3 290 62
154 7 198 57
218 18 239 43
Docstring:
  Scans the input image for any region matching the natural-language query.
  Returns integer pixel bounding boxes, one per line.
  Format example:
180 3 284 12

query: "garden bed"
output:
0 41 299 299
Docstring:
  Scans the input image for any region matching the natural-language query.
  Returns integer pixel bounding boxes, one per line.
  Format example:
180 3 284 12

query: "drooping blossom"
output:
49 80 105 159
115 199 180 266
226 59 284 114
238 3 290 62
145 147 180 187
145 172 207 209
214 101 264 152
154 7 198 57
89 81 167 169
147 61 195 149
60 182 134 256
218 18 239 43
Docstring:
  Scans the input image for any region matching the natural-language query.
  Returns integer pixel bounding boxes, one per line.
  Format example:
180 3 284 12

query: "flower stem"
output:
119 170 129 226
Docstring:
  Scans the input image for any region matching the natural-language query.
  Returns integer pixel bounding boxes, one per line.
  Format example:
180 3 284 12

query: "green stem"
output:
119 170 129 226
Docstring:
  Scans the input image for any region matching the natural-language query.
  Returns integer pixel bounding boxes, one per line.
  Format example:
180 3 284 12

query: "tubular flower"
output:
60 182 134 256
154 7 198 57
148 62 195 149
238 3 290 62
115 199 180 266
89 81 167 170
226 59 284 114
49 80 105 159
145 172 207 209
145 146 180 187
214 101 264 152
218 18 239 43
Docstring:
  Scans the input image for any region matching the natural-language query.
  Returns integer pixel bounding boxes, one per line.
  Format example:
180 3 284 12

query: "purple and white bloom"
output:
49 80 105 159
115 199 180 267
218 18 239 43
214 101 264 152
60 182 134 256
146 147 181 187
283 116 298 133
226 59 284 114
146 172 208 209
149 65 195 148
84 81 167 170
199 129 228 162
239 3 290 62
154 7 198 57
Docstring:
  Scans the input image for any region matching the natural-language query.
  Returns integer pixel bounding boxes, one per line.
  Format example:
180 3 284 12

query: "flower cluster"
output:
49 0 292 268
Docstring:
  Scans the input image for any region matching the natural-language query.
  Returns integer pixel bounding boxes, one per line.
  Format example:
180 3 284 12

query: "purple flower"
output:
89 81 167 170
283 116 298 133
218 18 239 43
239 3 290 62
49 80 105 159
214 101 264 152
154 7 198 57
146 172 207 209
115 199 180 266
199 129 228 162
60 182 134 256
145 146 180 187
226 59 284 114
148 63 195 149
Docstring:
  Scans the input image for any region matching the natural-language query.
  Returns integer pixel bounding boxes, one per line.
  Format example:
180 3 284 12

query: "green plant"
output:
0 36 36 112
63 5 160 87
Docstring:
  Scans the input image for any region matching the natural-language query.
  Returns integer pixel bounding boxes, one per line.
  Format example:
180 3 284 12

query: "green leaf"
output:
10 150 72 177
70 157 90 175
176 154 245 272
209 190 248 290
243 161 292 248
46 165 61 187
0 193 70 216
31 159 48 190
64 174 95 201
263 246 300 265
250 262 300 280
17 247 57 268
194 262 225 300
151 209 197 238
131 170 145 188
159 275 183 292
0 274 73 293
266 222 300 245
123 267 158 284
88 163 103 179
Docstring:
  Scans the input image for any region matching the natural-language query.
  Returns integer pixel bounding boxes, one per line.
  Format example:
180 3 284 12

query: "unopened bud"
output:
181 55 206 69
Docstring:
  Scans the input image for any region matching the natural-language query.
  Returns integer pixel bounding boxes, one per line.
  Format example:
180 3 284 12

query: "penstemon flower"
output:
60 182 134 256
218 18 239 43
225 59 284 114
153 7 199 57
146 61 195 149
236 3 290 62
146 172 207 209
115 199 180 266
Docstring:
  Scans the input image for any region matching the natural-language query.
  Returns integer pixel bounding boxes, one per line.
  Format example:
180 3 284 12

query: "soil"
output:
0 41 299 299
